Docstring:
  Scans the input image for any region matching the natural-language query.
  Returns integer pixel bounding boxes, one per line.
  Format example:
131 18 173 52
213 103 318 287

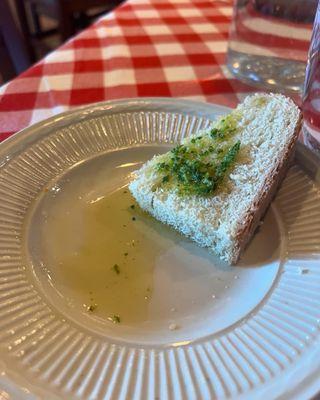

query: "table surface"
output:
0 0 259 143
0 2 318 399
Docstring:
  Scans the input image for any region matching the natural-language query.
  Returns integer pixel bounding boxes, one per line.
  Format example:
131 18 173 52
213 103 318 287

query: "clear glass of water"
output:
227 0 317 92
303 1 320 151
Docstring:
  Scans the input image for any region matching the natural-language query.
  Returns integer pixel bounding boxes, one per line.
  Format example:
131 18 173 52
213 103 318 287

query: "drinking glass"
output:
303 1 320 152
227 0 317 92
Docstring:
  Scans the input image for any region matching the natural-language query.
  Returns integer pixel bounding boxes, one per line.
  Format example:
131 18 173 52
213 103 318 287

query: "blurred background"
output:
0 0 124 84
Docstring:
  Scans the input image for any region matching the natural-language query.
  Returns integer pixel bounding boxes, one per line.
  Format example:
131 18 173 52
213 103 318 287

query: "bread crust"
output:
230 114 302 264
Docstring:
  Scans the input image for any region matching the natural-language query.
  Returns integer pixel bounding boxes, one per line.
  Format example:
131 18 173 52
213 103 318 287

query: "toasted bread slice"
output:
129 94 301 264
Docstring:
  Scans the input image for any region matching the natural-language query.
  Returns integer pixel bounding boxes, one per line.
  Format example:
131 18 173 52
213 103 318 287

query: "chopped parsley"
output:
155 115 241 196
111 315 121 323
112 264 120 274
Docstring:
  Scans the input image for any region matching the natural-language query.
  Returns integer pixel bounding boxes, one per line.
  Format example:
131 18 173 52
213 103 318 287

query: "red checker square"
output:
20 64 44 78
129 44 158 57
34 92 56 108
137 17 166 25
184 16 211 24
200 78 235 95
3 77 41 95
120 3 134 11
36 90 71 107
126 4 149 10
48 90 71 105
73 38 102 48
134 68 167 84
0 110 33 132
166 25 195 35
194 1 215 8
0 131 15 142
74 59 104 73
0 92 38 111
175 33 202 43
104 58 133 71
206 15 231 24
148 35 180 44
153 3 176 10
131 56 162 69
137 82 171 97
167 81 204 97
43 62 74 75
100 36 127 46
229 79 258 94
188 53 218 66
192 33 228 42
106 84 138 99
204 31 228 41
117 17 141 26
70 87 105 105
182 42 213 54
125 35 153 45
161 16 187 25
74 47 103 61
72 73 104 90
213 53 228 64
192 65 224 80
160 55 190 67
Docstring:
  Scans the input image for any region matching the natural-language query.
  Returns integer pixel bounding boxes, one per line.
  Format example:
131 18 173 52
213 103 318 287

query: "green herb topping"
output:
111 314 121 323
155 115 241 196
112 264 120 274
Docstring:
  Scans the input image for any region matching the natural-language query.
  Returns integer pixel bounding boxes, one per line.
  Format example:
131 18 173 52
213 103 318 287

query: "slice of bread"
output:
129 93 301 264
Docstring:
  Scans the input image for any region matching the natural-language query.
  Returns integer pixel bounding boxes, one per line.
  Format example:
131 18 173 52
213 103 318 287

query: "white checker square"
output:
30 108 55 125
130 0 149 3
190 23 218 34
219 7 233 16
96 26 123 38
101 45 131 59
39 75 73 92
53 105 70 114
205 41 228 53
0 82 10 95
134 9 161 18
154 43 185 56
164 66 196 82
103 69 136 86
144 25 172 36
168 0 193 3
45 49 75 63
178 8 202 18
181 94 207 102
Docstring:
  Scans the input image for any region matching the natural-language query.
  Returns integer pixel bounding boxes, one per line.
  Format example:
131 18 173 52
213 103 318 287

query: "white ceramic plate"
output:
0 98 320 400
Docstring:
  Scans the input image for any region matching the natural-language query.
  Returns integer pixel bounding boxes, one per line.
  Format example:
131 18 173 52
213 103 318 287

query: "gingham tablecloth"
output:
0 0 266 142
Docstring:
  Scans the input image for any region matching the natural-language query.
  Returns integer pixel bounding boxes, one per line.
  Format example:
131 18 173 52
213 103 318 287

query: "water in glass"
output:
227 0 317 92
303 1 320 151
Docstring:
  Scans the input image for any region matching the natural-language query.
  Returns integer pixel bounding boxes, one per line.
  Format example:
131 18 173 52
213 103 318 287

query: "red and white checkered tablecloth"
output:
0 0 265 142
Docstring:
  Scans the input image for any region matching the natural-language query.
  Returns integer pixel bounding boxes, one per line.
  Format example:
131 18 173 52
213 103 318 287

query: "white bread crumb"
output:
169 323 179 331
